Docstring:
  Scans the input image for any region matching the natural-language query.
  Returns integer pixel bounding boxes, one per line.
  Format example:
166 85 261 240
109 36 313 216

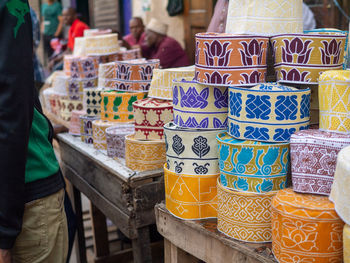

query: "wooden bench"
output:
155 203 277 263
58 133 165 263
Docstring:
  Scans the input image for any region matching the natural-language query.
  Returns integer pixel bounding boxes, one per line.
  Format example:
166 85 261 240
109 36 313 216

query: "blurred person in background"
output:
141 18 189 69
123 17 146 48
41 0 62 62
48 7 89 71
62 7 89 52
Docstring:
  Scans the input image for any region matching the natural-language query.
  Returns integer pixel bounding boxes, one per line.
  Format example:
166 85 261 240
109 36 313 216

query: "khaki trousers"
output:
12 189 68 263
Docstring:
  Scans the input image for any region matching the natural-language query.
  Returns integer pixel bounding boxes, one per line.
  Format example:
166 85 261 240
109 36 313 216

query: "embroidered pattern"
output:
164 122 223 176
319 70 350 134
80 115 99 144
106 125 134 159
217 179 276 243
225 0 303 36
217 132 289 193
84 88 101 116
165 165 218 220
101 91 147 123
6 0 30 38
172 135 185 156
272 189 344 262
148 67 195 100
192 136 210 158
133 98 173 140
59 99 83 122
64 56 99 79
125 134 165 171
92 120 114 150
291 129 350 195
272 34 346 84
195 33 268 86
173 79 228 129
228 84 310 142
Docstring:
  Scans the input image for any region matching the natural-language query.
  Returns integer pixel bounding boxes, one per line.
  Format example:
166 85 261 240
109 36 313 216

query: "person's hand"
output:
131 44 141 49
48 59 56 72
0 249 11 263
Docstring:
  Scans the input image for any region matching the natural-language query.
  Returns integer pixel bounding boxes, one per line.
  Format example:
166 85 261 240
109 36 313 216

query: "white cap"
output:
146 18 168 35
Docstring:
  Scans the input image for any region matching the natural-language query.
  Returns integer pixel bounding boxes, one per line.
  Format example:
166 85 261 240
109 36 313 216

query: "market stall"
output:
41 2 350 262
58 133 163 263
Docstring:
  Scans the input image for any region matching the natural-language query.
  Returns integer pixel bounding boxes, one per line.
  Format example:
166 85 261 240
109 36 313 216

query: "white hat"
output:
146 18 168 35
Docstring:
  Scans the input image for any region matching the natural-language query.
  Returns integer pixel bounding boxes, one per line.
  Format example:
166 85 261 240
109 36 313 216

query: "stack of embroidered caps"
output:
60 56 99 122
102 60 161 164
123 63 176 172
163 76 228 220
271 70 350 262
125 66 195 171
82 58 151 149
278 69 349 262
271 29 347 125
85 54 144 118
194 32 269 86
61 55 99 143
217 83 310 243
115 59 159 92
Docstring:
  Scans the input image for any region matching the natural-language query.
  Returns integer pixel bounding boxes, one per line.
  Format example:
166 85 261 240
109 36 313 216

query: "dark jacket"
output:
0 0 63 249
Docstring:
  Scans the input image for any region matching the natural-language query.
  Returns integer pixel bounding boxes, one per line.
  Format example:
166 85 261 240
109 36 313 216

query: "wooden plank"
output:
132 227 152 263
57 133 164 183
155 203 276 263
70 185 88 263
133 179 165 211
62 163 138 239
59 139 133 217
183 0 213 64
90 203 110 259
135 208 158 229
164 239 199 263
94 248 134 263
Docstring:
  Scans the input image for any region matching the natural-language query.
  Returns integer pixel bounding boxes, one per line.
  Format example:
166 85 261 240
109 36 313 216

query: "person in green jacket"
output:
0 1 68 262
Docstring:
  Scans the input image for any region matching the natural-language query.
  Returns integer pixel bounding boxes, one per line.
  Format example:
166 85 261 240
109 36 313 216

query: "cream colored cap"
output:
146 18 168 35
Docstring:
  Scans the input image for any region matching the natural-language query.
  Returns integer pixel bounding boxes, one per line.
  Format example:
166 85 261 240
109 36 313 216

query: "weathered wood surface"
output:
58 133 166 263
155 203 277 263
164 239 200 263
70 184 88 263
58 133 163 184
59 139 133 217
63 164 137 238
90 203 110 258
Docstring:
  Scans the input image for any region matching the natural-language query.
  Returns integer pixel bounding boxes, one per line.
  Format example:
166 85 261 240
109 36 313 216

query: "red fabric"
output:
123 32 146 46
68 19 89 51
141 36 190 69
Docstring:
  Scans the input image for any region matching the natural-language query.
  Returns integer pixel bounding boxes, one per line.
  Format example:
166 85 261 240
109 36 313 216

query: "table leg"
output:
132 226 152 263
164 239 199 263
72 185 88 263
90 202 110 262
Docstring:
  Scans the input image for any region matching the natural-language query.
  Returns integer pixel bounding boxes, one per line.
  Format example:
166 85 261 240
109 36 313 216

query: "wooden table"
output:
58 133 165 263
155 203 277 263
